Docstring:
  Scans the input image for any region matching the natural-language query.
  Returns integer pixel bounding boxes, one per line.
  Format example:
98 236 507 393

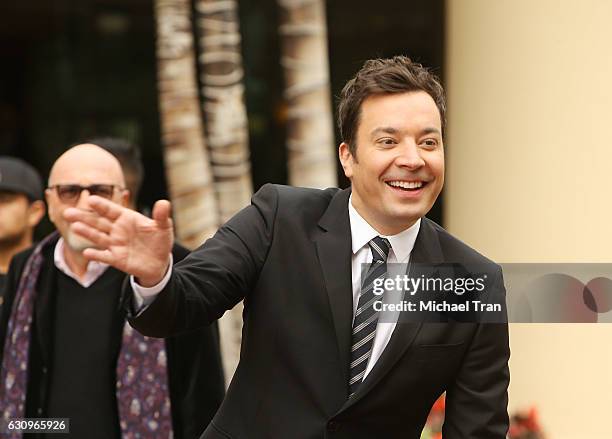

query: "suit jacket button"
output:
42 366 48 374
327 420 340 432
37 408 43 415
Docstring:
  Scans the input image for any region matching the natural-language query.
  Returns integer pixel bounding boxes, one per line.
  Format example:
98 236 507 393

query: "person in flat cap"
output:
0 157 45 298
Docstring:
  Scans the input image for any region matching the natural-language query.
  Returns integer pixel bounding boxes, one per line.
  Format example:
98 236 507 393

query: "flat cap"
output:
0 156 44 201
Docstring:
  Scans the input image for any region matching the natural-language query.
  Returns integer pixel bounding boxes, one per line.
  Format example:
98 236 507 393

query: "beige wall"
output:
446 1 612 437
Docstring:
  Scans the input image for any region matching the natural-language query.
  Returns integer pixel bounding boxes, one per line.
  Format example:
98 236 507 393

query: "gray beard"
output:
64 230 96 252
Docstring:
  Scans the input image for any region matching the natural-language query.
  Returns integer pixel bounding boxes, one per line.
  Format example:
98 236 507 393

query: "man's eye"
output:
378 138 396 145
421 139 438 148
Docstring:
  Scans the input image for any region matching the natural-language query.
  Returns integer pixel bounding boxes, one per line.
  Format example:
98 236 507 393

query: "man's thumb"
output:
152 200 172 228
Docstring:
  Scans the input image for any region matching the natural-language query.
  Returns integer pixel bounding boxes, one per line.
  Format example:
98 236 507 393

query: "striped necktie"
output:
348 236 391 398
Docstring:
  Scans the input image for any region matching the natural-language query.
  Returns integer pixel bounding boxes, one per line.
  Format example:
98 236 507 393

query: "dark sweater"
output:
45 267 124 438
0 241 225 439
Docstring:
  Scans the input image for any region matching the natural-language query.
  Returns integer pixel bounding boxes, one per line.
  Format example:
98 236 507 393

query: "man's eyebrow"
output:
370 127 399 137
370 126 442 137
421 127 442 136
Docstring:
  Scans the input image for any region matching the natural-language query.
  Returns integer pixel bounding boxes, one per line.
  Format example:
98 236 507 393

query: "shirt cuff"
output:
130 254 174 313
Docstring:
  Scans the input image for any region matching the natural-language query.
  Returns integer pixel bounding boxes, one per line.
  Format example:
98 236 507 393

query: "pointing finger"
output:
86 195 125 221
82 248 118 266
63 209 113 234
71 222 112 249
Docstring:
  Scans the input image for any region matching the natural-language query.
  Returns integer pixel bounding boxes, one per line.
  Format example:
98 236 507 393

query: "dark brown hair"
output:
337 56 446 157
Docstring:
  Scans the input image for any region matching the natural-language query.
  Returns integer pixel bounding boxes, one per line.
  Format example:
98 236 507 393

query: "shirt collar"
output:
348 194 421 263
54 237 109 287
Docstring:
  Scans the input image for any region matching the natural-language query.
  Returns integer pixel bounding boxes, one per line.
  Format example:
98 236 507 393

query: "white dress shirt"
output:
132 194 421 378
348 195 420 378
54 238 109 287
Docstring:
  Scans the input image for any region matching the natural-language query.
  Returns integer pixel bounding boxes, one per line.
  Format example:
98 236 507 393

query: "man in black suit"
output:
65 56 510 438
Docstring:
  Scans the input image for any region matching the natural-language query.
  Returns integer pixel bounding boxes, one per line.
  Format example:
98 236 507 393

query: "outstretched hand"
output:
63 196 174 287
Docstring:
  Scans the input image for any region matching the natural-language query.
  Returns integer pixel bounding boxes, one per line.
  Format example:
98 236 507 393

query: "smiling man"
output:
62 56 510 438
338 89 445 236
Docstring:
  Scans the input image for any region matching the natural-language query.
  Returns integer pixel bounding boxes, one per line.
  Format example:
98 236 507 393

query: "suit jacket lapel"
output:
314 188 353 387
339 217 445 411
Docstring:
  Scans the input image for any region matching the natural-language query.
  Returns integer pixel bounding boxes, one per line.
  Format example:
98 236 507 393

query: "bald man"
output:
0 145 224 439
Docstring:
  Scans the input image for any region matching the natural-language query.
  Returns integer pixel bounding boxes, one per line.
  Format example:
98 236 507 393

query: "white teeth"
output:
387 180 423 189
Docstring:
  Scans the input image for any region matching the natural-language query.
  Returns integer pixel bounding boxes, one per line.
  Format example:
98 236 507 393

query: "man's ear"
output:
120 189 131 208
338 142 355 179
44 189 57 225
27 200 46 228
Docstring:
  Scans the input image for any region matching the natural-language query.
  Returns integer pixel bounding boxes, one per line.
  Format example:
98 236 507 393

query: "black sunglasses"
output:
48 184 124 204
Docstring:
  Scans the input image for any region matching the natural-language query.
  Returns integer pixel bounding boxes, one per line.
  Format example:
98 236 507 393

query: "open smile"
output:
385 180 428 192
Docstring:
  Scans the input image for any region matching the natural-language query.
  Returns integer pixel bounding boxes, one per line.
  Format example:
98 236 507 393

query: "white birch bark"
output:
277 0 337 188
195 0 252 384
154 0 220 249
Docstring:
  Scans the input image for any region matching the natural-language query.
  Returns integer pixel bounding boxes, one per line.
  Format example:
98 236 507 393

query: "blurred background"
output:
1 0 611 437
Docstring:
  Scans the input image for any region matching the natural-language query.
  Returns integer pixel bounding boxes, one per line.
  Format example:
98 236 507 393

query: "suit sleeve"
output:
442 267 510 438
126 183 279 338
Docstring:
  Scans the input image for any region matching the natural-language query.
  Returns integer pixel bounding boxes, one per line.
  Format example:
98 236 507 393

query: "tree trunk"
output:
195 0 252 221
277 0 337 188
194 0 253 383
154 0 219 249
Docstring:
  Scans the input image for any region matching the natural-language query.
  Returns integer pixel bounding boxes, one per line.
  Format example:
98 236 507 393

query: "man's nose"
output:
75 189 91 208
395 142 425 169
